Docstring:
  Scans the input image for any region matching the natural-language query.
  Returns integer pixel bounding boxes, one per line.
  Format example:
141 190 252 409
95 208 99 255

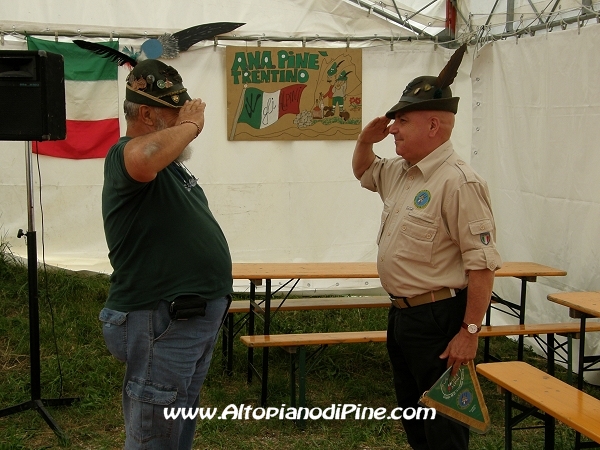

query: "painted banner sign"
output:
226 46 362 141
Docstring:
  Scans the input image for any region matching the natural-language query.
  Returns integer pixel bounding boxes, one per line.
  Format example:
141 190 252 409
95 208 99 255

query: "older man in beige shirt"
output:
352 45 501 450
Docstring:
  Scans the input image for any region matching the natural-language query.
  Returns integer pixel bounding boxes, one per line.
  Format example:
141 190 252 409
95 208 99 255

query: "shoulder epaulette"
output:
454 160 478 183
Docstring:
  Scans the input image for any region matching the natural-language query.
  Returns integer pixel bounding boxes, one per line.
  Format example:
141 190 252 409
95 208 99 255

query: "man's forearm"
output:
352 140 376 180
464 268 495 327
125 123 198 182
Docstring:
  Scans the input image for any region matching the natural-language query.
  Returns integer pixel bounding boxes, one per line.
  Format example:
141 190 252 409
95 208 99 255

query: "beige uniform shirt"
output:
361 140 502 298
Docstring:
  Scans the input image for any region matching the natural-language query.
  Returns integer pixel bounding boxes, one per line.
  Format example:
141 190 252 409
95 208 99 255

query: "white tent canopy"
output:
1 0 600 382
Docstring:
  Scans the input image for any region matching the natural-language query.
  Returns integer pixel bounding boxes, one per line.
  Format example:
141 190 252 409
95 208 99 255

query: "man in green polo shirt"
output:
99 59 232 450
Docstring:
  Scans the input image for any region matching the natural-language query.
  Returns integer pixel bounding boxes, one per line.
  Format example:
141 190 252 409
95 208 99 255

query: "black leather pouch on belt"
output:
169 295 207 320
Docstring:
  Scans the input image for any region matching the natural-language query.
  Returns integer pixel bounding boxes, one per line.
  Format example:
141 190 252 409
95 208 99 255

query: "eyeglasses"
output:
168 162 198 192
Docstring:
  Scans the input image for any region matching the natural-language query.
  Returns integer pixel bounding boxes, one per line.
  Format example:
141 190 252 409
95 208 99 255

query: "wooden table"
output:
547 292 600 450
232 261 566 405
489 262 567 361
232 262 380 405
546 291 600 391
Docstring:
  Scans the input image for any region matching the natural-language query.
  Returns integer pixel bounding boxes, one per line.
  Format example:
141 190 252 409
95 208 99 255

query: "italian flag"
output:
27 36 120 159
237 84 306 129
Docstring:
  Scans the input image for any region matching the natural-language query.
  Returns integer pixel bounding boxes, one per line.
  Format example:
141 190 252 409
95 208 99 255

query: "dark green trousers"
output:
386 290 470 450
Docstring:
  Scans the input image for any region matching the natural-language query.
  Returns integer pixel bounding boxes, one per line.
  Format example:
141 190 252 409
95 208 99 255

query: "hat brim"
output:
126 86 192 108
385 97 459 119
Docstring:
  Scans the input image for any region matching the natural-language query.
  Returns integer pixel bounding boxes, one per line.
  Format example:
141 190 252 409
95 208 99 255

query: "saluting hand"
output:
357 116 391 145
178 98 206 135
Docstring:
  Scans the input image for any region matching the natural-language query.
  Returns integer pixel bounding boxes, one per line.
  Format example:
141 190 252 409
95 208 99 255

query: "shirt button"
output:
426 233 432 239
409 176 414 180
480 224 485 230
402 226 407 231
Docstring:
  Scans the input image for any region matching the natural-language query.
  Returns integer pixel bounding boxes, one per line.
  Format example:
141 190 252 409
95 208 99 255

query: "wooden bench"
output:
477 361 600 449
240 322 600 408
229 295 390 313
221 296 390 374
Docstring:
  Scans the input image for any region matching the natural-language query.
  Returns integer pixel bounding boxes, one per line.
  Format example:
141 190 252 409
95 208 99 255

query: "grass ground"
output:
1 243 598 449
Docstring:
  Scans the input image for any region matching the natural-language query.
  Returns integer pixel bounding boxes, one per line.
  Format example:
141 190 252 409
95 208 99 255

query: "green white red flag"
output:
237 84 306 129
27 36 120 159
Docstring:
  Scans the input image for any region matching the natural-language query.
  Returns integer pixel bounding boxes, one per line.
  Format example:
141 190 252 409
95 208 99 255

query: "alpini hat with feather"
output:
385 43 467 118
125 59 192 108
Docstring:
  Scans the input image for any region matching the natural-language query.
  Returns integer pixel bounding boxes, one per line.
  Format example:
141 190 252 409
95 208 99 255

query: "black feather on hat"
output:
73 40 137 67
385 43 467 118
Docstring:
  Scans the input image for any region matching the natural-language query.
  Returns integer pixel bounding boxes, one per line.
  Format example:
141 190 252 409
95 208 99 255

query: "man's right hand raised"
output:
352 116 391 180
178 99 206 137
357 116 391 145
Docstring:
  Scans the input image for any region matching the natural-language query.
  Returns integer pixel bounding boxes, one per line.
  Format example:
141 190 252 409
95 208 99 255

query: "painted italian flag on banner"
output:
237 84 306 129
27 36 120 159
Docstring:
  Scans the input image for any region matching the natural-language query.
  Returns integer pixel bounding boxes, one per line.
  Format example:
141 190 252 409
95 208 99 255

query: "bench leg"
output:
517 279 527 361
227 313 234 376
261 347 269 406
577 317 587 391
568 335 574 385
298 346 306 410
484 301 492 362
505 389 556 450
296 347 307 429
290 350 297 408
544 411 555 450
247 282 256 384
288 346 307 428
221 312 235 376
547 333 555 376
260 279 272 407
504 390 513 450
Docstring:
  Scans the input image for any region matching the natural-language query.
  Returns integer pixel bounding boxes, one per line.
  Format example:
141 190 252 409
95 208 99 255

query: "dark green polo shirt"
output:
102 137 232 311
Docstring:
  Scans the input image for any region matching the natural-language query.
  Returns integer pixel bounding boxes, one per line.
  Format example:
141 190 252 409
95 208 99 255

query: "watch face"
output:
467 323 478 334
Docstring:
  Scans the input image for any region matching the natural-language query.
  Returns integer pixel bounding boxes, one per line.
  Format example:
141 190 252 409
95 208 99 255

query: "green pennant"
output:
418 361 491 434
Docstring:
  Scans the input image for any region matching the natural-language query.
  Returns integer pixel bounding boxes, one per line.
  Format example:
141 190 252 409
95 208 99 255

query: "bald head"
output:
429 110 455 141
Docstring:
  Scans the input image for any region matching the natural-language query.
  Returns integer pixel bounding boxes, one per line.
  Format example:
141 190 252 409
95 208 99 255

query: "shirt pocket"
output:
396 215 438 264
468 218 494 247
376 199 394 245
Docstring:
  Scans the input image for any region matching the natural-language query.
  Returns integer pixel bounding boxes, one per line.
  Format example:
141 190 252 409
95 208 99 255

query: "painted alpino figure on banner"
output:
322 59 352 121
226 46 362 141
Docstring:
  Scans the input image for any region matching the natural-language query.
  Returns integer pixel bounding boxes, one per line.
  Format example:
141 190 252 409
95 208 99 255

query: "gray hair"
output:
123 100 170 127
123 100 141 122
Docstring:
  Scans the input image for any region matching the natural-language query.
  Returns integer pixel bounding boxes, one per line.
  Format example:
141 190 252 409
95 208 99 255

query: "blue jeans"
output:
99 296 230 450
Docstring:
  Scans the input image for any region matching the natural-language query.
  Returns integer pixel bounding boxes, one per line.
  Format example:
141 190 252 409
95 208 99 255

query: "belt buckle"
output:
390 296 410 309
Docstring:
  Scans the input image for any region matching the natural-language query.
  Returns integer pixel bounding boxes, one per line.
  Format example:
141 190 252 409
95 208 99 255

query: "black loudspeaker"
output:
0 50 66 141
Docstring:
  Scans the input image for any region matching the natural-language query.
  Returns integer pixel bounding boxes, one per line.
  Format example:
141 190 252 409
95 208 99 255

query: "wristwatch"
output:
461 322 481 334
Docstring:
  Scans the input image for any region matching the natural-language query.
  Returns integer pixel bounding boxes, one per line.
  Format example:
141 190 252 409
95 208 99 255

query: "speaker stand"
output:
0 142 78 441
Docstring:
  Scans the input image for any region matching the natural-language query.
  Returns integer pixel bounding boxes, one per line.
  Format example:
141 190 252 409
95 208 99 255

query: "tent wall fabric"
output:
0 36 473 292
1 1 599 383
0 0 419 39
471 23 600 383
